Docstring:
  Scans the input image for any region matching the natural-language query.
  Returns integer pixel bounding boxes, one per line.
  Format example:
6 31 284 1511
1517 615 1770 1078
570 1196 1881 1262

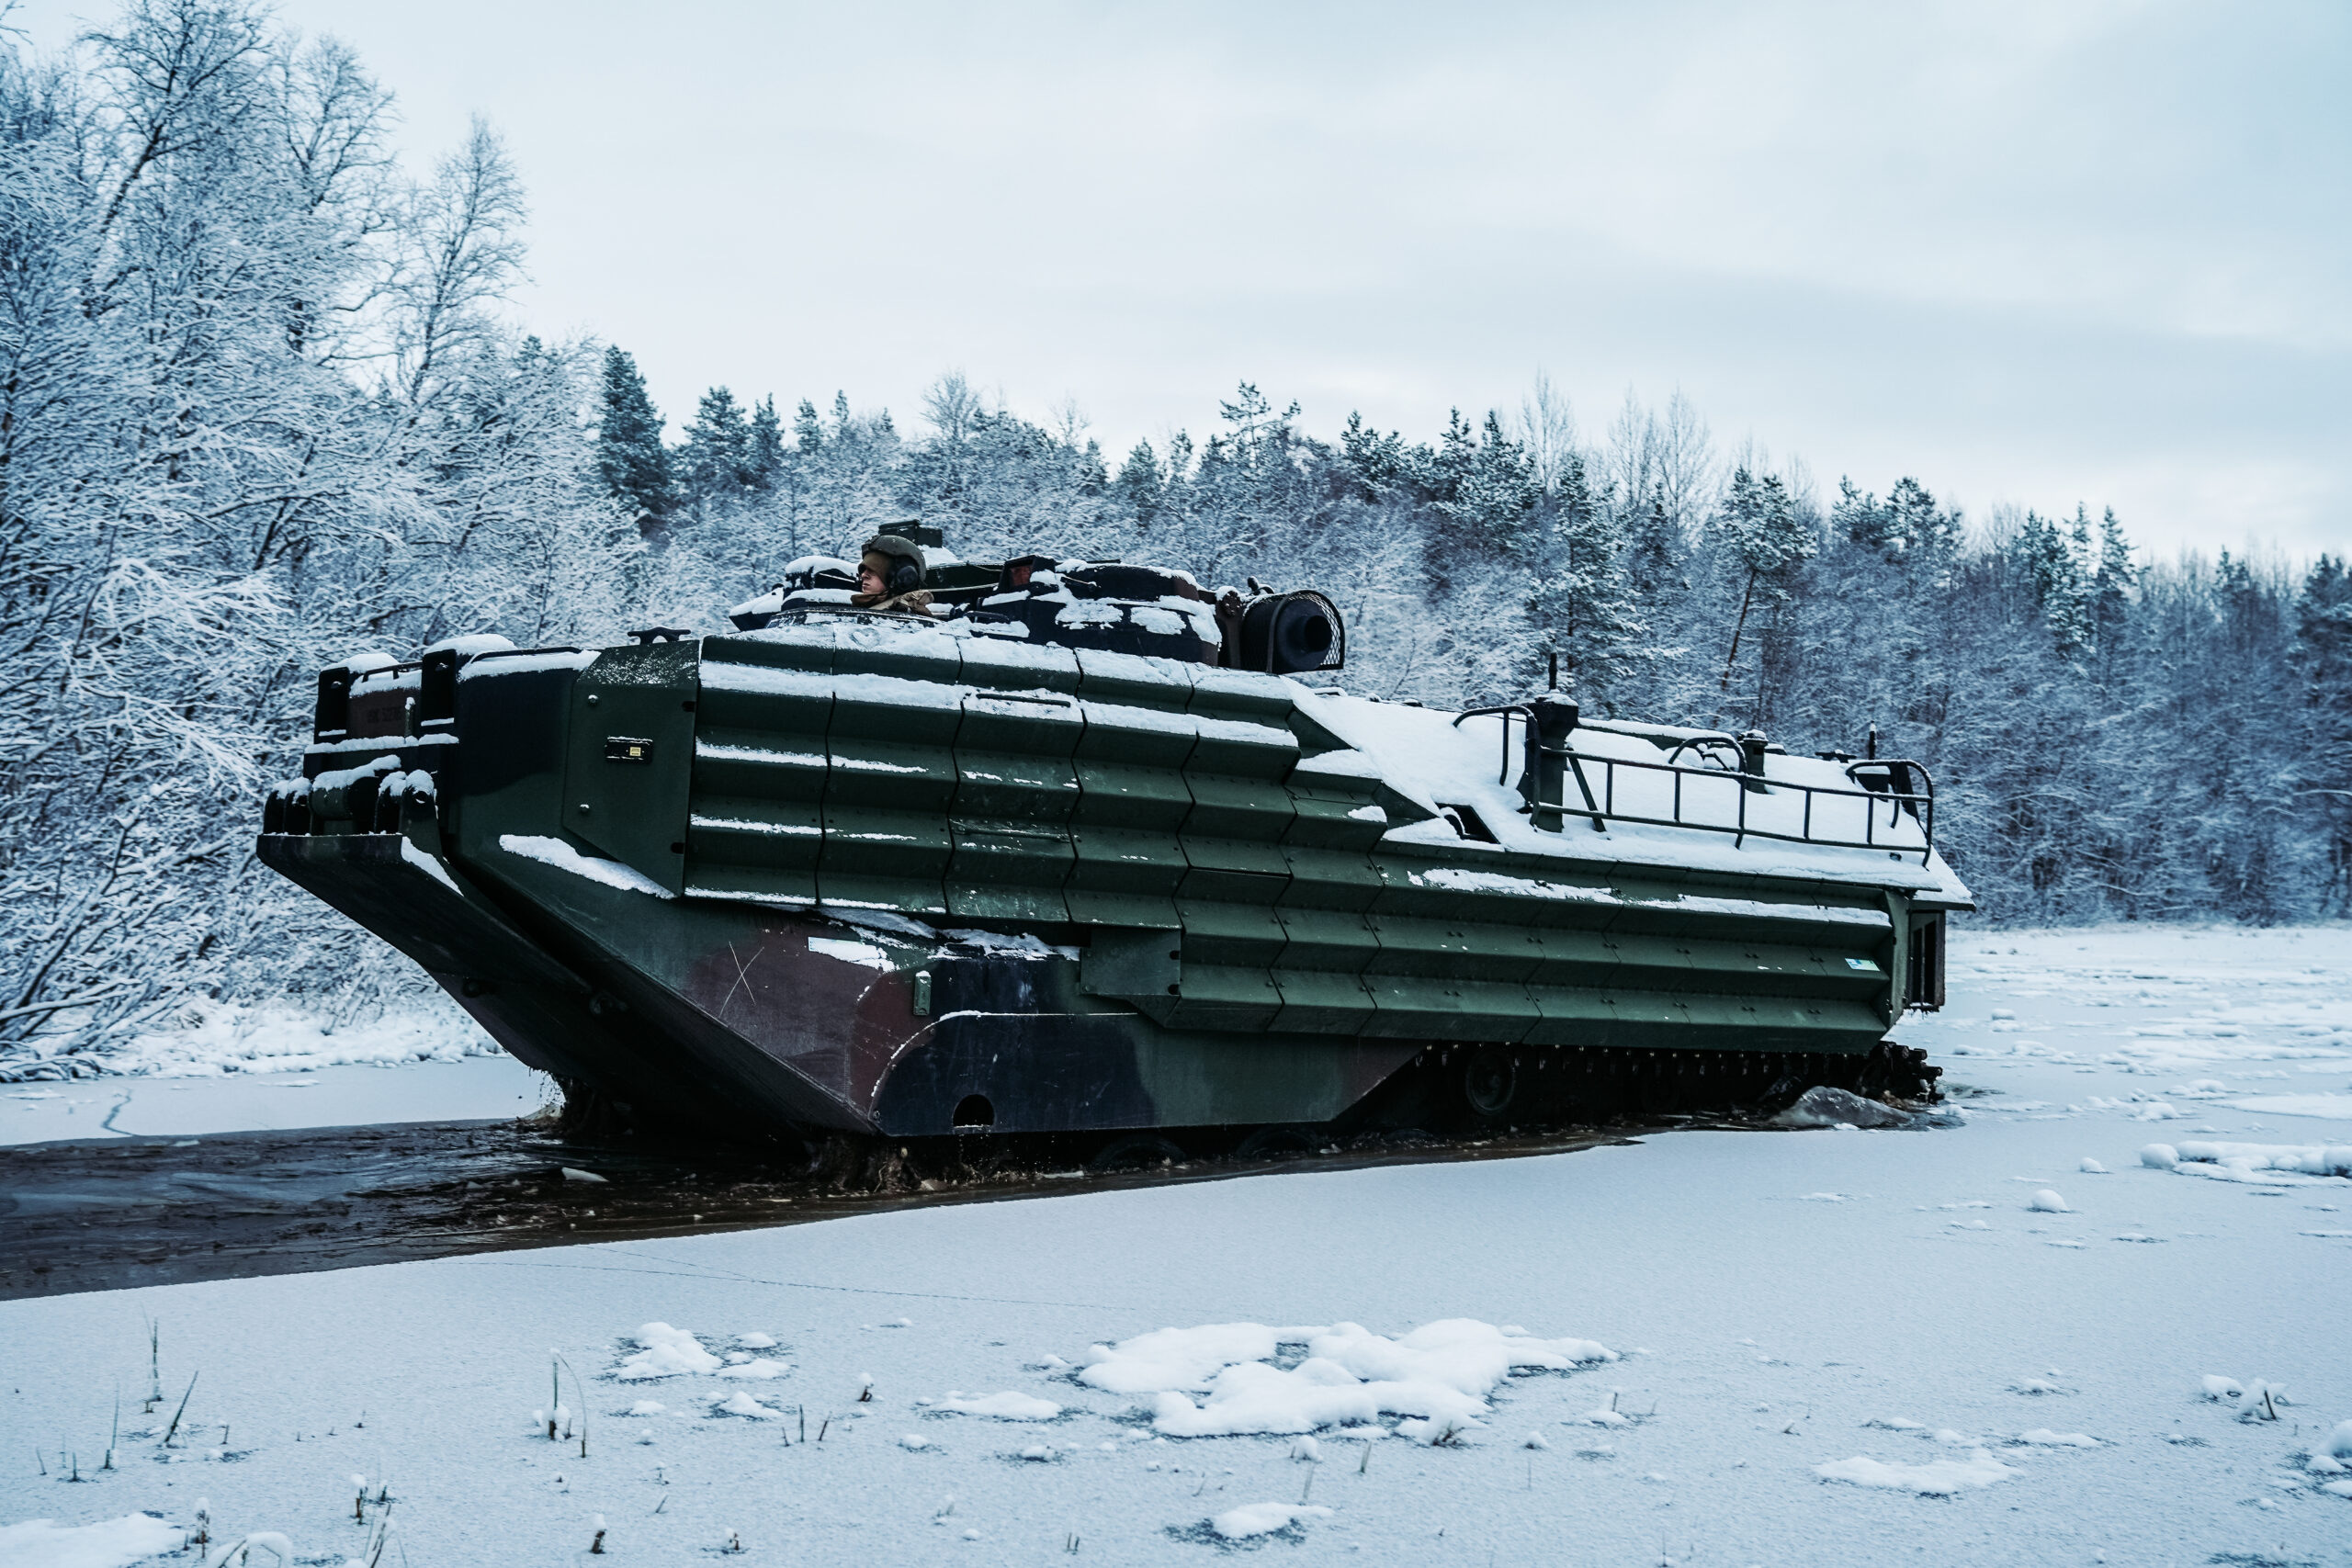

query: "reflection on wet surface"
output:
0 1119 1645 1301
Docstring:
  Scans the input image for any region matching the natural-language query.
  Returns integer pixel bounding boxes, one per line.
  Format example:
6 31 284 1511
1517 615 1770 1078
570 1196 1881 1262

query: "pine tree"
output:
1435 412 1539 556
2013 507 2092 657
1833 477 1892 553
594 346 673 524
1338 412 1411 499
679 385 752 502
793 398 823 455
747 396 785 490
1622 499 1684 598
1532 453 1642 699
1886 477 1960 560
2091 507 2136 651
1429 409 1478 502
1710 468 1816 715
1114 440 1164 523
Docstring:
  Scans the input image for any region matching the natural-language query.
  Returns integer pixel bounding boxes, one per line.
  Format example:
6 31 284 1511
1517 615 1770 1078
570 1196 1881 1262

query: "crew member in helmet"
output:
853 533 932 615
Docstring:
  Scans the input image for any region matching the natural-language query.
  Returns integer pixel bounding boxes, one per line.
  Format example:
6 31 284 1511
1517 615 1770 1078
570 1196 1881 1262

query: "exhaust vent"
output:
1237 590 1344 674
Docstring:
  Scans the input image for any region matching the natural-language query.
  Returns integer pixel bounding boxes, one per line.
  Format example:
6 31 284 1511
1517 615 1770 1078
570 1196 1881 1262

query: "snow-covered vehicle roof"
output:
1292 688 1973 909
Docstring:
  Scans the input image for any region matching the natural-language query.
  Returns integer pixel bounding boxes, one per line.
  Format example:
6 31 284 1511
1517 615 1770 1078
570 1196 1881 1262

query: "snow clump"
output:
1210 1503 1332 1540
614 1323 723 1379
1815 1450 2018 1495
1396 1415 1473 1446
0 1513 187 1567
715 1358 792 1380
2029 1190 2071 1213
1080 1318 1613 1438
2176 1141 2352 1179
2330 1419 2352 1460
1078 1323 1294 1395
2236 1380 2290 1420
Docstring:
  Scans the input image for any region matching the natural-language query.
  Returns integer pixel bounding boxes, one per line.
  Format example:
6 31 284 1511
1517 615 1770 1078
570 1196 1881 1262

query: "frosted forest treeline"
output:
2 1 2347 1073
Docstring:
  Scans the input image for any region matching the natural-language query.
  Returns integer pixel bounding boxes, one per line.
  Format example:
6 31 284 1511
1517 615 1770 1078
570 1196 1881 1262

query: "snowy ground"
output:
4 925 2350 1567
0 1000 549 1147
0 1055 549 1149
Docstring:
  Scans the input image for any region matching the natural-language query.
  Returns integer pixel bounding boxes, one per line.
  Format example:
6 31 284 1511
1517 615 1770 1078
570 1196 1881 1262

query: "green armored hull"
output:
260 610 1971 1142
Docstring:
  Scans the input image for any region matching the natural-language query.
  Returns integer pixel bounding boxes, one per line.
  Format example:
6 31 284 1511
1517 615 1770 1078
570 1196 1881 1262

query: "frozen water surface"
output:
2 924 2349 1563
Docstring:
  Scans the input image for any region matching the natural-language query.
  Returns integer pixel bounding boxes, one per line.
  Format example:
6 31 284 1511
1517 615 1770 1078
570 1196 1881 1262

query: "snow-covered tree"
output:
1708 467 1816 722
2011 506 2093 657
596 346 673 524
1529 455 1642 702
678 385 753 505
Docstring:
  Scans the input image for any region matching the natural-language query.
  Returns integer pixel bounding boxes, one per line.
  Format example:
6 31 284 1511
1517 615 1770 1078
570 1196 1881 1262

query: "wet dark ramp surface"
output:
0 1120 1646 1302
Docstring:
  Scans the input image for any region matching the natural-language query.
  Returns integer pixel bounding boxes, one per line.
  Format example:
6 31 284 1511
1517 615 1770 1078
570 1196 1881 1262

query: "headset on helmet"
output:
862 534 926 599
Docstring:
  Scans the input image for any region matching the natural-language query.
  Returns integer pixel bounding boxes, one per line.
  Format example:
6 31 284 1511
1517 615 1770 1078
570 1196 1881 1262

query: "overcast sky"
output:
18 0 2350 556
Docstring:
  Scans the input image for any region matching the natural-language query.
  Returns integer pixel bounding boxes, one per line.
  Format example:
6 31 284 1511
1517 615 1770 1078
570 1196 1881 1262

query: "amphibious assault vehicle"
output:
259 525 1970 1151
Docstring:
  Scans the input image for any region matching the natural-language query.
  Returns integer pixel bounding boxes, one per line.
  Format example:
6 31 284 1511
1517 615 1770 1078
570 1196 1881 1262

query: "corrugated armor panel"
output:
830 624 962 686
687 646 836 906
1074 648 1200 709
947 687 1081 922
1278 844 1385 911
1285 784 1392 850
689 795 824 871
1158 964 1283 1031
1186 668 1297 726
1363 975 1542 1042
1269 968 1378 1034
1364 912 1546 983
957 638 1082 695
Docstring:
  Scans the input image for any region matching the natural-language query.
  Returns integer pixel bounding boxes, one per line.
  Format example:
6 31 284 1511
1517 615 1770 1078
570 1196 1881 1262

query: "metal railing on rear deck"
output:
1452 705 1936 864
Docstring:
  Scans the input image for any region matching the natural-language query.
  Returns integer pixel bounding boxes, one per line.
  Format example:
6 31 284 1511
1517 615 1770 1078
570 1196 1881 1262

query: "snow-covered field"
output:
5 925 2350 1567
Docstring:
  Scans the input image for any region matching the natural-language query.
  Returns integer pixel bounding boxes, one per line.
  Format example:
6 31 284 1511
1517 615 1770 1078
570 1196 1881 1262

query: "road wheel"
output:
1459 1046 1519 1121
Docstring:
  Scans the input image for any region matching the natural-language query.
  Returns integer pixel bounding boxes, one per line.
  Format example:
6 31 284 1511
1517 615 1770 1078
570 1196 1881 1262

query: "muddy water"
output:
0 1120 1655 1301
